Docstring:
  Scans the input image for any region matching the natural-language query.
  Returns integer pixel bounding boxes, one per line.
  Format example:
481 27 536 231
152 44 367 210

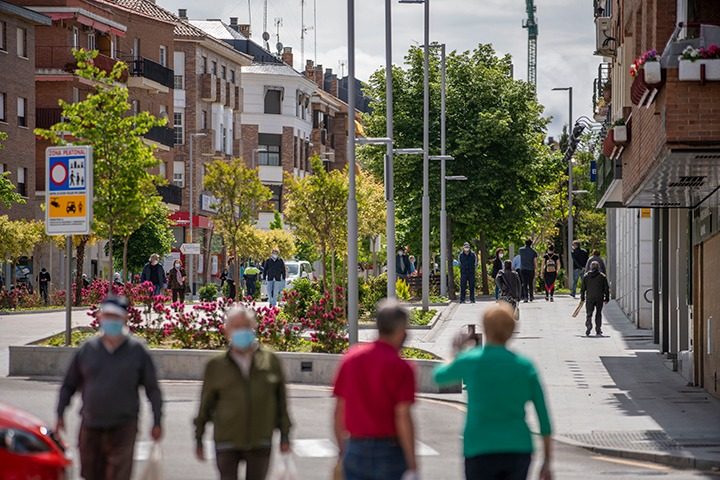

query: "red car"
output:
0 402 71 480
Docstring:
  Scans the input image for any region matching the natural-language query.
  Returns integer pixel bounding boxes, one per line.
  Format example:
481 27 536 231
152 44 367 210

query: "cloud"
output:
159 0 601 137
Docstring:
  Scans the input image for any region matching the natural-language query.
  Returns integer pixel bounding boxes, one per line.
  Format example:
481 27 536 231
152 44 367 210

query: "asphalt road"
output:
0 378 716 480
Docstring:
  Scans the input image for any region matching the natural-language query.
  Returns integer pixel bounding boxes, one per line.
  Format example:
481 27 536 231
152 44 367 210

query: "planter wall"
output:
8 345 461 394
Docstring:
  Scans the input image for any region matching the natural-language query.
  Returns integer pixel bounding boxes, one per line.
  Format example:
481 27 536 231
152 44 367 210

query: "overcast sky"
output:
159 0 599 139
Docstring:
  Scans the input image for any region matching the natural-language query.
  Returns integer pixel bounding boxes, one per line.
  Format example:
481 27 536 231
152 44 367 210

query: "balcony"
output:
144 126 175 149
595 153 623 208
216 78 227 105
200 73 217 101
158 184 182 206
225 82 235 108
128 58 174 93
36 108 62 129
36 46 125 80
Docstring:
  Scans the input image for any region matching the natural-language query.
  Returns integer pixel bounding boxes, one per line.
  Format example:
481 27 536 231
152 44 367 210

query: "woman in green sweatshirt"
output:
434 303 553 480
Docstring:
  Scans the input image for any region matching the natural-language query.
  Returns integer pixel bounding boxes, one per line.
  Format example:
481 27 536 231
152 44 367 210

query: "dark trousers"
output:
543 272 557 298
519 270 535 301
245 276 257 298
226 279 236 300
39 284 49 304
460 273 476 302
216 447 272 480
586 298 604 333
172 288 184 303
465 453 532 480
343 438 407 480
78 421 137 480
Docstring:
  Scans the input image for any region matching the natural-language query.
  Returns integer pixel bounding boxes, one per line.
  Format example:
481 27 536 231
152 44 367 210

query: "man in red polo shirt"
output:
333 299 418 480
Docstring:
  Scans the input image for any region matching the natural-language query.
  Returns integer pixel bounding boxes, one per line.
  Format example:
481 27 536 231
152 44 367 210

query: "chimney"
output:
228 17 239 32
325 68 338 97
314 64 323 88
239 24 251 37
282 47 293 67
178 8 187 19
304 59 314 80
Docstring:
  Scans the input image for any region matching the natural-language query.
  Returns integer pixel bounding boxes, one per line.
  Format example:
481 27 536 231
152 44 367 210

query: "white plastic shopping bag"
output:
139 442 163 480
269 452 299 480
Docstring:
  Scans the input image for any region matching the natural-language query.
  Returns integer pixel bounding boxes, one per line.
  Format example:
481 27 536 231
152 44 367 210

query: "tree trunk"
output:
447 218 456 300
205 226 214 284
233 240 240 301
122 235 129 282
320 245 328 294
74 236 88 306
107 227 114 283
478 232 489 295
330 250 337 308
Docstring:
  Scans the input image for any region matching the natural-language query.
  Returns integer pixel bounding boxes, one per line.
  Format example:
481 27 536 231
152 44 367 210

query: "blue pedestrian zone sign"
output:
45 146 93 235
590 160 598 182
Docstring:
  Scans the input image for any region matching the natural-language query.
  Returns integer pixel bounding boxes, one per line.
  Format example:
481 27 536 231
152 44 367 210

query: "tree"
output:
0 217 43 281
0 132 25 209
360 44 556 294
35 49 165 283
204 158 272 299
111 199 174 275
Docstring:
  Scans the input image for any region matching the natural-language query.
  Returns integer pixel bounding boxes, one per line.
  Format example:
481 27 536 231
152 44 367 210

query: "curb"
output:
0 306 88 316
555 435 720 472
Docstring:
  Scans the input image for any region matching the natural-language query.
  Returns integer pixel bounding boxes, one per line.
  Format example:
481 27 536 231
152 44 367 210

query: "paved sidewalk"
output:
412 296 720 471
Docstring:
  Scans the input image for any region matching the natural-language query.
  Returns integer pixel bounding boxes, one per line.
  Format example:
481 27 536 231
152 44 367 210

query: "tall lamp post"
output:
385 0 396 299
189 132 207 298
431 154 453 296
347 0 359 344
399 0 431 311
552 86 573 288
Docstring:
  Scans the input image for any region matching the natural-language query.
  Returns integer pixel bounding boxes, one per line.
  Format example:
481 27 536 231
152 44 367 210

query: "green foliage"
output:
269 211 283 230
281 278 322 320
410 308 437 326
0 131 25 209
111 200 174 273
400 347 438 360
359 273 387 317
396 279 412 301
198 283 219 302
0 217 44 262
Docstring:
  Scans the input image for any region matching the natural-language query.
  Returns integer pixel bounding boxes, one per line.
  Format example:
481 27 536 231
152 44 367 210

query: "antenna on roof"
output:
300 0 313 68
247 0 252 36
313 0 317 65
339 60 346 78
274 17 283 54
263 0 269 49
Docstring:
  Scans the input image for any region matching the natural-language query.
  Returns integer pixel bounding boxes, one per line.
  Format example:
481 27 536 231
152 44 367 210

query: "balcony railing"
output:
144 126 175 147
36 46 124 79
596 153 622 204
36 108 62 129
129 57 174 89
158 184 182 206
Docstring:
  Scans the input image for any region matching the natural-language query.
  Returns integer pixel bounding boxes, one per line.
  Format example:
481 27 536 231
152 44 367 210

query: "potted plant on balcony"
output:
701 44 720 80
612 119 628 146
679 45 703 81
641 49 661 84
594 97 609 122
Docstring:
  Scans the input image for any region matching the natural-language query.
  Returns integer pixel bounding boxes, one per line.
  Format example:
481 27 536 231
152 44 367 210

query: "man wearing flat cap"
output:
56 295 163 480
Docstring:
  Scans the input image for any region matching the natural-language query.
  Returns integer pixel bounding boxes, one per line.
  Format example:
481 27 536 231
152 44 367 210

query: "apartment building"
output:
593 0 720 397
0 1 50 222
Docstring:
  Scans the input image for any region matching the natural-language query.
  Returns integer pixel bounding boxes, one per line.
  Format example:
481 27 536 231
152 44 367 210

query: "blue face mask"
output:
231 329 256 349
100 319 126 337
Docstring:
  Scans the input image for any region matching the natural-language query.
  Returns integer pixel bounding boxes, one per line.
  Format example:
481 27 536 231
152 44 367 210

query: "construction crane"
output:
522 0 538 88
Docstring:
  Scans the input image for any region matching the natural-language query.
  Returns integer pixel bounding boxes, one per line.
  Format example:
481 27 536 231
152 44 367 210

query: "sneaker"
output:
523 299 528 303
471 300 476 304
596 331 603 336
545 296 549 301
550 297 554 302
586 329 591 336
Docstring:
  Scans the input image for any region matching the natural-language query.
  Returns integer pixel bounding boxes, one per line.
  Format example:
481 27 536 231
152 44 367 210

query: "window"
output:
0 92 6 122
72 27 79 49
211 60 217 75
17 97 26 127
258 133 281 166
174 74 184 90
0 21 6 52
221 65 226 80
264 89 282 114
230 70 236 84
159 161 166 178
159 105 168 120
16 28 27 58
201 110 208 130
172 161 184 187
222 125 227 152
72 87 79 103
17 168 27 197
268 185 282 211
201 56 208 74
87 33 96 51
173 112 184 145
159 46 167 67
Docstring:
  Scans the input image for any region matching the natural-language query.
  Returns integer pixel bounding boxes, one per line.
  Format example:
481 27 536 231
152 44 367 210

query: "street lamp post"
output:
438 44 448 297
347 0 359 344
189 132 207 298
400 0 431 311
385 0 396 299
552 86 573 289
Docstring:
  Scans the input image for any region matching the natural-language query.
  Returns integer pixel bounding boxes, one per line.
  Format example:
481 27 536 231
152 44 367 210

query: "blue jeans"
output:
343 438 407 480
571 267 584 296
266 279 285 306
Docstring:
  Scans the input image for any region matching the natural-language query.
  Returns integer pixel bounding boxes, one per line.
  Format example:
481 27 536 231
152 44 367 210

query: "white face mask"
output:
398 251 404 256
150 260 158 266
174 263 180 268
499 253 504 259
271 254 278 260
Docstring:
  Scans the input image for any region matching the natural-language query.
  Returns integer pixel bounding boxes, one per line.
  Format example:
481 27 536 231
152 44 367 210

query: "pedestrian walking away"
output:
243 262 261 300
491 248 504 300
194 306 291 480
570 241 589 298
395 247 412 281
37 267 51 305
495 260 521 314
518 239 538 303
222 257 237 300
459 242 478 303
542 245 561 302
262 248 286 307
511 254 521 273
580 261 610 336
333 299 418 480
56 295 163 480
434 303 553 480
167 259 187 303
585 249 606 275
140 254 166 296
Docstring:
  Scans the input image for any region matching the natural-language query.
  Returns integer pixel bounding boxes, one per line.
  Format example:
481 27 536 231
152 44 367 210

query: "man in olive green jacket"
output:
194 306 291 480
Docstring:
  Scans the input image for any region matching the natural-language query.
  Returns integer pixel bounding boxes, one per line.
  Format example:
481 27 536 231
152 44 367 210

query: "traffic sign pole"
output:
65 236 72 346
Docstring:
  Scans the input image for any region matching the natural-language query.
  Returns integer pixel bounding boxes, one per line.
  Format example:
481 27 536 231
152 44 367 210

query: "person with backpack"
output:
518 239 538 303
541 245 561 302
495 260 521 311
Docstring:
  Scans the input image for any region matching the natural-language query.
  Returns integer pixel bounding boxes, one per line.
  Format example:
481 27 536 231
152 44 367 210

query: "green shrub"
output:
410 308 436 326
396 279 412 301
198 283 218 302
282 278 321 320
360 273 387 317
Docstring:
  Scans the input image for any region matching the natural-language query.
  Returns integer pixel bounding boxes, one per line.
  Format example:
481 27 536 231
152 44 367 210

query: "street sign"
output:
180 243 201 255
45 146 93 235
590 160 598 182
